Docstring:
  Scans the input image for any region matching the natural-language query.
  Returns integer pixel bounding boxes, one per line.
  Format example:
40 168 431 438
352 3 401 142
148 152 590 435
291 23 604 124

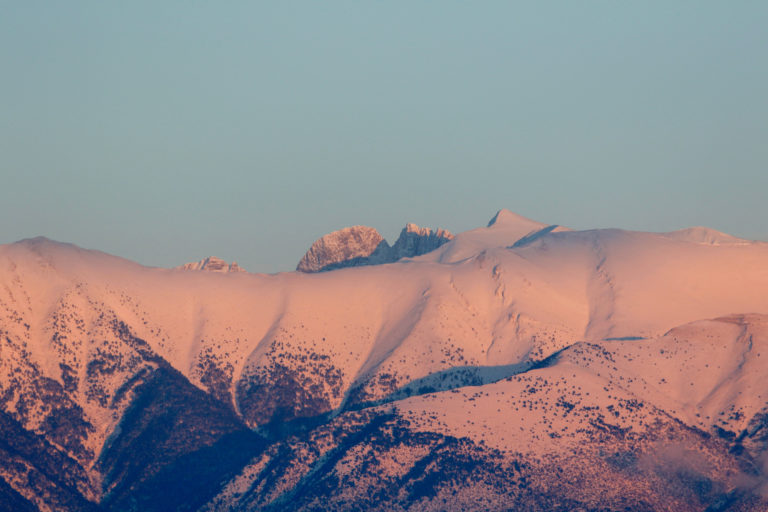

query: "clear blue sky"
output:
2 2 766 273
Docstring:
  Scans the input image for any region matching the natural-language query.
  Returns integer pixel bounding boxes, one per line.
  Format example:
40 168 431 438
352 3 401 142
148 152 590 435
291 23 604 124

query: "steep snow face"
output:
296 226 390 272
179 256 246 273
557 314 768 434
425 209 569 264
393 311 768 508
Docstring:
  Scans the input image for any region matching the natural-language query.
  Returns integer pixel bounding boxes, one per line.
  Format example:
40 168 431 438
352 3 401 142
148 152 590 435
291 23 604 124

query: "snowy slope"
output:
1 212 768 510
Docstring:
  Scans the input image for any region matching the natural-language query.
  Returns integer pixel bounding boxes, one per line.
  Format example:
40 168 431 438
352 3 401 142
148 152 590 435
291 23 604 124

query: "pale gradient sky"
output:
1 2 766 273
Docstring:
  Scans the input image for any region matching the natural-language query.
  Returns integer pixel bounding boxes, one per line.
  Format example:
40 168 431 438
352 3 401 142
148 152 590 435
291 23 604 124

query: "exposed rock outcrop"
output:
296 226 391 273
178 256 246 273
297 223 453 273
390 223 454 260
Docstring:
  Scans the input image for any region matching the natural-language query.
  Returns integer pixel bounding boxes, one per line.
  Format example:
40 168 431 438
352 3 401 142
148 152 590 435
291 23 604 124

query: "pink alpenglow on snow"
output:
1 211 767 510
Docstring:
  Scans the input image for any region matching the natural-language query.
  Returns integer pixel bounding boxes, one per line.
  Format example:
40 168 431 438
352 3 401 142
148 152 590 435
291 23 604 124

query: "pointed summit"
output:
487 209 545 229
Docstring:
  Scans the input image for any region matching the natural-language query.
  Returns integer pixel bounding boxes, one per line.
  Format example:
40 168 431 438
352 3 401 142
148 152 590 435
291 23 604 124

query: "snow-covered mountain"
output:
1 212 768 511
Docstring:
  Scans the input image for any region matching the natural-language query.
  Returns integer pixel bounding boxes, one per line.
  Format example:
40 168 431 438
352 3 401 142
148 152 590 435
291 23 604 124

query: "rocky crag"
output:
297 223 454 272
179 256 246 273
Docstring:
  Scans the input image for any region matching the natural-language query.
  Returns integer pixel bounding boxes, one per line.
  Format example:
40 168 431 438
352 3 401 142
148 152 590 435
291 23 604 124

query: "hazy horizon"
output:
2 2 767 273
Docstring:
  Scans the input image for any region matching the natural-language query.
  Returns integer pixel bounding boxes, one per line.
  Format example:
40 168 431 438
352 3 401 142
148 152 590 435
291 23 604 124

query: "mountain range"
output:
1 210 767 511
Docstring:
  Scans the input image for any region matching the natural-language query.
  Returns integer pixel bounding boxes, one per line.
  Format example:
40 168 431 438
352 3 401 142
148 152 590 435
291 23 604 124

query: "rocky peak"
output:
297 223 453 273
390 223 454 260
296 226 391 273
178 256 246 273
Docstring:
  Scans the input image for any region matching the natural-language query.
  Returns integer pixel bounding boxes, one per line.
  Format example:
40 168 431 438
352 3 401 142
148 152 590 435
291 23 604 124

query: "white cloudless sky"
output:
1 2 767 272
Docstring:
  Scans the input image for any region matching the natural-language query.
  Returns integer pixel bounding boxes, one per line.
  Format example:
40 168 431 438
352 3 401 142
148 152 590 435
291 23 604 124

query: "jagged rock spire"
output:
297 223 453 273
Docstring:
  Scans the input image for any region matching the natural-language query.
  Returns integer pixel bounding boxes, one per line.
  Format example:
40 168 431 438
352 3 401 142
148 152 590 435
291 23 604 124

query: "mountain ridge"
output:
296 222 454 273
2 211 768 510
179 256 246 273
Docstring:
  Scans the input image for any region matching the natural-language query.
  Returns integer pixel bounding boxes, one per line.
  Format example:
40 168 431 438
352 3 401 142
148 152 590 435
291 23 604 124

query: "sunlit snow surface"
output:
2 211 768 510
